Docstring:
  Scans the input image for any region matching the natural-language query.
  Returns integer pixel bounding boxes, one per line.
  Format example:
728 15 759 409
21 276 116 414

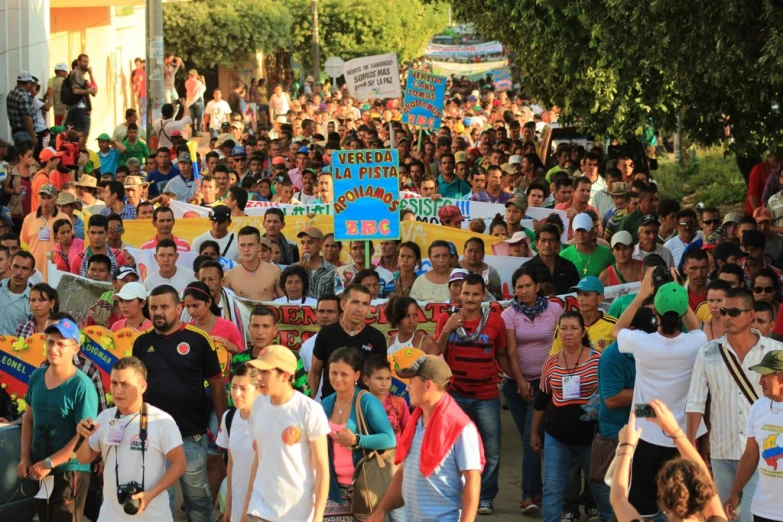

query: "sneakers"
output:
587 507 599 522
562 511 579 522
478 499 494 515
520 499 540 514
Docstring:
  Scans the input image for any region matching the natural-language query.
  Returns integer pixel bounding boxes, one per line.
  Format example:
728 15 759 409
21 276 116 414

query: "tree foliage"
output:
283 0 449 74
452 0 783 166
163 0 292 69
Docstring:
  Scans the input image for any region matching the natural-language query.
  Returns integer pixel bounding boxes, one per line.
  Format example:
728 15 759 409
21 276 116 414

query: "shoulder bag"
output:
351 390 397 519
717 343 759 405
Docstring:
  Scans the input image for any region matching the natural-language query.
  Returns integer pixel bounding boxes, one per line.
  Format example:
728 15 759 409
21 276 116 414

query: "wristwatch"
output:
44 457 53 470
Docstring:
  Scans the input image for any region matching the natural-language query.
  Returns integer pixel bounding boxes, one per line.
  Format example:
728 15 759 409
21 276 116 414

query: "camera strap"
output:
114 403 148 491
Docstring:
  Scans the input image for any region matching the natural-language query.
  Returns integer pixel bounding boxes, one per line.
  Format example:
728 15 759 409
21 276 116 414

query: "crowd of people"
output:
1 56 783 522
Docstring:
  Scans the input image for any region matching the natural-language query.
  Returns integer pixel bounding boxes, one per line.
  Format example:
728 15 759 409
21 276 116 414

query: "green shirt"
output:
25 367 98 474
560 244 615 278
228 347 310 406
121 139 150 164
618 208 643 243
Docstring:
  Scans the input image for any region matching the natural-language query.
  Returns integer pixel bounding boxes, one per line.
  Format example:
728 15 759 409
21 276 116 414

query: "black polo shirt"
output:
524 254 580 295
132 324 222 436
313 322 387 397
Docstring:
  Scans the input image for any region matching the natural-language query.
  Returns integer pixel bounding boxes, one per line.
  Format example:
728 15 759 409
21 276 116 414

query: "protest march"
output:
1 30 783 522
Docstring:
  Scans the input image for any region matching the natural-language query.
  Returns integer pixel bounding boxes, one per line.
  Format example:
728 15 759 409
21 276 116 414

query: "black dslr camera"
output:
652 265 675 291
117 481 143 515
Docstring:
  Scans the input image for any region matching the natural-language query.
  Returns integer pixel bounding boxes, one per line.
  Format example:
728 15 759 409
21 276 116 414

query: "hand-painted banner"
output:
402 70 447 130
341 53 402 101
424 41 504 58
332 149 400 241
428 59 508 77
168 199 333 220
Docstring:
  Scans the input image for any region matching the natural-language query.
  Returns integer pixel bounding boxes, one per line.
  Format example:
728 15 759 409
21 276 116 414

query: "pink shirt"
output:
111 318 153 332
501 301 564 381
190 317 245 352
53 238 85 273
328 421 355 485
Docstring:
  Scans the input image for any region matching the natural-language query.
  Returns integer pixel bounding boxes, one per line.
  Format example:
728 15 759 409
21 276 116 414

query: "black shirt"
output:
313 322 387 397
524 254 580 295
132 324 222 436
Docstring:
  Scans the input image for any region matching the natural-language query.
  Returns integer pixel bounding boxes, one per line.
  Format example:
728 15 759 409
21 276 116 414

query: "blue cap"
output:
232 145 246 157
446 241 457 256
297 146 310 155
0 205 12 226
44 318 81 343
463 118 472 126
569 276 604 294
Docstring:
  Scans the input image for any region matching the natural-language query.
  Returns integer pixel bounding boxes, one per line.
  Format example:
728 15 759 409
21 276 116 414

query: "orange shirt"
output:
20 210 59 283
29 170 51 212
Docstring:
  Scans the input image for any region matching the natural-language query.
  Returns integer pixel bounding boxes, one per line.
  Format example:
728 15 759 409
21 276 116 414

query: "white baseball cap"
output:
54 63 69 73
610 231 634 248
509 155 522 165
113 282 147 301
572 213 593 231
17 71 33 82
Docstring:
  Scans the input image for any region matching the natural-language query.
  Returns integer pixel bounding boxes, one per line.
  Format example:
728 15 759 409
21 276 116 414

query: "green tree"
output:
163 0 292 69
451 0 783 178
283 0 448 74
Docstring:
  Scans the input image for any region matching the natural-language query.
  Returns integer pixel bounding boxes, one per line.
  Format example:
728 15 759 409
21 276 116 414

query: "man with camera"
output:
76 356 186 521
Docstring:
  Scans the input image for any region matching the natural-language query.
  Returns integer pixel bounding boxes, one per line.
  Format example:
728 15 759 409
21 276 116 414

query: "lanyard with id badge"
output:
561 347 585 400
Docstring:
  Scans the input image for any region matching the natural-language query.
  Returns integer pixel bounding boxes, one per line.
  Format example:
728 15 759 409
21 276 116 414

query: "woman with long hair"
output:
217 362 261 522
321 347 395 522
502 266 564 513
183 281 244 355
532 311 603 522
611 400 727 522
386 296 439 355
391 241 421 298
110 282 151 332
460 237 502 300
16 283 59 337
52 218 84 273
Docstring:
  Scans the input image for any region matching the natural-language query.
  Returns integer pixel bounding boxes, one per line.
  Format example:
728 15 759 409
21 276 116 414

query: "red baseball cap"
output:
437 205 465 223
271 156 287 166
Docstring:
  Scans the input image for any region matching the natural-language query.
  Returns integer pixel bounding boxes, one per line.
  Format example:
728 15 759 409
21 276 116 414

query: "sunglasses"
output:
678 221 696 227
754 286 775 294
702 219 721 226
719 307 752 317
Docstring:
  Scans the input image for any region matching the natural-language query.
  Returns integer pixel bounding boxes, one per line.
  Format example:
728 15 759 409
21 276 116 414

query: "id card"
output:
38 227 51 241
562 375 581 400
105 419 125 446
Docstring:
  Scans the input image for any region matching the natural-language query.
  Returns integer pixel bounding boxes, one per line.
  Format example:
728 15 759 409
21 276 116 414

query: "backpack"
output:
225 407 237 436
60 75 81 106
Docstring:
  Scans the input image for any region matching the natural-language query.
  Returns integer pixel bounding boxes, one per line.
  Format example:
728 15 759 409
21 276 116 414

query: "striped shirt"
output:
163 174 199 202
540 350 601 407
401 419 482 522
685 334 782 459
501 302 563 381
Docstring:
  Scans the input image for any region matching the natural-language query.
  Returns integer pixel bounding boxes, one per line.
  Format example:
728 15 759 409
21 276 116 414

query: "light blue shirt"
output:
0 279 31 336
401 418 482 522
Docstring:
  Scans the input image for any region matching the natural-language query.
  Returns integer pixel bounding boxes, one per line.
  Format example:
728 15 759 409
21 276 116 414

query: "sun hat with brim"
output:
397 355 452 385
569 276 604 294
75 175 99 189
606 181 630 196
124 175 150 189
654 281 689 317
247 345 297 375
275 115 287 124
56 192 77 206
113 282 147 301
749 350 783 375
96 133 112 141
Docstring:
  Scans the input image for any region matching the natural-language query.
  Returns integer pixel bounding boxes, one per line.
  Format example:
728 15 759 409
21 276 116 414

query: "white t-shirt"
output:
152 116 192 148
88 405 183 522
618 329 708 447
746 396 783 520
205 100 232 130
191 231 239 261
143 267 195 294
273 295 318 306
247 392 330 522
299 334 323 402
216 410 254 522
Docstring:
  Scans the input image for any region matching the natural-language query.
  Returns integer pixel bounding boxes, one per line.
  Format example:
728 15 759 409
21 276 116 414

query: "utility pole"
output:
146 0 164 142
311 0 320 83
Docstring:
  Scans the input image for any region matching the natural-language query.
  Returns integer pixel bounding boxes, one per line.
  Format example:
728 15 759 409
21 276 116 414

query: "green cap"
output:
653 281 689 317
96 133 111 141
749 350 783 375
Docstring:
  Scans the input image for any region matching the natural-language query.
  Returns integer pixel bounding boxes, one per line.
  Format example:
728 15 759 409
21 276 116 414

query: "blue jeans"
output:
713 458 759 522
501 377 542 500
451 393 500 501
12 130 33 145
589 479 614 522
168 434 214 522
189 100 204 134
543 433 600 522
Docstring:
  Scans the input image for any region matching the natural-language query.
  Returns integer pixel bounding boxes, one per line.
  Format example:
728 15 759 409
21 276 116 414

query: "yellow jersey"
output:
550 312 618 354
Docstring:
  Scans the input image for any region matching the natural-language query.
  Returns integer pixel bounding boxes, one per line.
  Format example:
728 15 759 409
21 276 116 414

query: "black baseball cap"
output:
713 242 747 261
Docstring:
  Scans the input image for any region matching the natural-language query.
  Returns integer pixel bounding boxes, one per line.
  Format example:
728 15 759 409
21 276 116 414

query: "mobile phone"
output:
634 403 656 418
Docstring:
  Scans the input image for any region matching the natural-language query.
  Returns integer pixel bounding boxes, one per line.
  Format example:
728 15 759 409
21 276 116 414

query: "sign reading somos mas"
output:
332 149 401 241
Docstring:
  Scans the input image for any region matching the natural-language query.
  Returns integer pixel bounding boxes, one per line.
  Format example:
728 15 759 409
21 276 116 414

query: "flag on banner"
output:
187 140 200 180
